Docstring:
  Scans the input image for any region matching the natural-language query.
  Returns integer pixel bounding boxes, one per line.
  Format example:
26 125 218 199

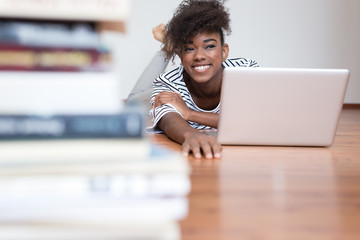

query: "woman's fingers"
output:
153 92 185 111
182 133 222 159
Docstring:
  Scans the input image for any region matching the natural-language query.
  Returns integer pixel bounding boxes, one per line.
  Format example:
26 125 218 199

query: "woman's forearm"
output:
184 111 219 129
158 112 199 144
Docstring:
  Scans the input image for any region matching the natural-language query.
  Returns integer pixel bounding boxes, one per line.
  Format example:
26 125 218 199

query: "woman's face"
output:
179 31 229 85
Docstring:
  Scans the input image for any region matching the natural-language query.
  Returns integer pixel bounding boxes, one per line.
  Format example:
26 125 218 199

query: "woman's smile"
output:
193 64 212 72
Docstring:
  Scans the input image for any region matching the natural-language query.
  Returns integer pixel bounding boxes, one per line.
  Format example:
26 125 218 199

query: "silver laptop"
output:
217 67 350 146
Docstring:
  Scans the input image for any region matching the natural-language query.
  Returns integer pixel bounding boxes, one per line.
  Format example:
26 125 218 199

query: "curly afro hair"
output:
163 0 231 60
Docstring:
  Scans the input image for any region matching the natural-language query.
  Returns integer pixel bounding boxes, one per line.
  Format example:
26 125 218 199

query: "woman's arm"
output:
153 91 219 128
158 112 221 159
185 111 219 129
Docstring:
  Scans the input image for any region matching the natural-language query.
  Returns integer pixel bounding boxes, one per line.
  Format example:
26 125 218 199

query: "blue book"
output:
0 112 143 139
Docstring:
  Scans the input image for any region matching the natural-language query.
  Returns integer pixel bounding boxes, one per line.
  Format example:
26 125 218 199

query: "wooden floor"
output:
151 109 360 240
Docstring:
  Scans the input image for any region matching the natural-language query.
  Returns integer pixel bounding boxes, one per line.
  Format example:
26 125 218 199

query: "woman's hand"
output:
158 112 221 159
182 131 222 159
154 91 191 120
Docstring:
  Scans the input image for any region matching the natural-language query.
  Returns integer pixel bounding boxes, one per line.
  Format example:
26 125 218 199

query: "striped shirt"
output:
149 57 259 130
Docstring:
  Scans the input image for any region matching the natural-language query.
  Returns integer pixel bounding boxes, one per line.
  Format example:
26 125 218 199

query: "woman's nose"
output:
193 49 206 61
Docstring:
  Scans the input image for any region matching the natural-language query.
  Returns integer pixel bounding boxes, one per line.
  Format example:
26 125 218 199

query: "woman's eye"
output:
206 44 216 49
184 47 194 52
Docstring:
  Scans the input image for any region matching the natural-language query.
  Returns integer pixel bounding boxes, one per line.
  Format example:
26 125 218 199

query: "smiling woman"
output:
149 0 258 159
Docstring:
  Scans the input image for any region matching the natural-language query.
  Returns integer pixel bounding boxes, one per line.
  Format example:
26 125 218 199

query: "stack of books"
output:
0 18 123 115
0 1 190 239
0 139 190 239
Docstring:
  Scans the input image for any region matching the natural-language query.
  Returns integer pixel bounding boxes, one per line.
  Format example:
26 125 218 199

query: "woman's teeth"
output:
194 65 210 70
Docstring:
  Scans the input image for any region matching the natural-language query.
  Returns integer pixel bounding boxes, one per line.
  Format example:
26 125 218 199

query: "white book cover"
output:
0 196 188 223
0 173 191 198
0 0 130 22
0 142 190 175
0 139 151 164
0 71 123 115
0 221 180 240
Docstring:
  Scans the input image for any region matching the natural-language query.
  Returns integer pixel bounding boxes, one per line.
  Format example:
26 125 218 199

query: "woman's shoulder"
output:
222 57 259 68
157 66 184 82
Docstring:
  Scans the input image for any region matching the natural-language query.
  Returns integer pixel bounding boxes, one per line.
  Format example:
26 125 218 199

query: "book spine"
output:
0 197 187 223
0 174 190 198
0 114 143 139
0 45 112 72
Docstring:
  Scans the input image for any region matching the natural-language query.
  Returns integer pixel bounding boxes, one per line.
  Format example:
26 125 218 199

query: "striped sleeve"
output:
149 67 184 130
150 67 182 105
149 103 183 130
222 58 259 68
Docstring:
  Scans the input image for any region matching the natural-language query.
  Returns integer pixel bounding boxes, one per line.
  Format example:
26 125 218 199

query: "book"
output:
0 44 112 72
0 0 130 22
0 142 190 175
0 196 188 223
0 221 180 240
0 71 123 115
0 138 150 165
0 173 191 198
0 20 100 49
0 113 144 139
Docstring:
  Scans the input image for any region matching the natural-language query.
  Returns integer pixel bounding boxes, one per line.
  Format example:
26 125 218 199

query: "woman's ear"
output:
222 43 229 61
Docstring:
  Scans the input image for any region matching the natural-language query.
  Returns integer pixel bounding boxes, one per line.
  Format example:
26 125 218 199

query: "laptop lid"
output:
217 67 350 146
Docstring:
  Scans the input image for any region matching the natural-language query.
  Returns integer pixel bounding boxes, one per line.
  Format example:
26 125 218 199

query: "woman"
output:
150 0 258 159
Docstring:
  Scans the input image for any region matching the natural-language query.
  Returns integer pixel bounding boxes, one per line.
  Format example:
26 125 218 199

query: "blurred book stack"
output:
0 140 190 240
0 18 123 115
0 1 190 239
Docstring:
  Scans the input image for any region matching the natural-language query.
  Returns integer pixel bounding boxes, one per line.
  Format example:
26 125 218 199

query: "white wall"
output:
104 0 360 103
